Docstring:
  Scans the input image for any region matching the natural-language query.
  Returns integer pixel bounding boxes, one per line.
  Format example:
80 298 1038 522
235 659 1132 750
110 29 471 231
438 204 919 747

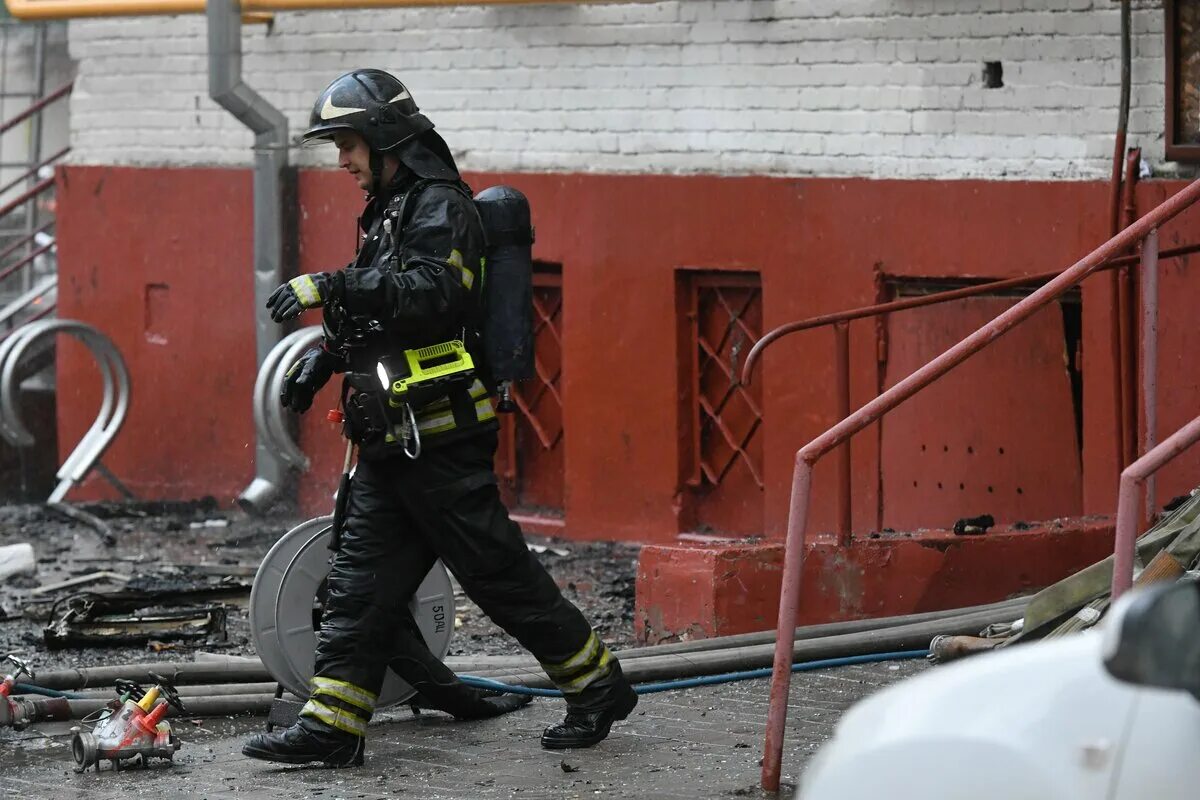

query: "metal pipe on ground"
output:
616 596 1028 659
31 597 1029 690
26 660 271 691
23 602 1009 716
465 595 1030 676
475 605 1021 689
69 682 282 699
6 694 286 724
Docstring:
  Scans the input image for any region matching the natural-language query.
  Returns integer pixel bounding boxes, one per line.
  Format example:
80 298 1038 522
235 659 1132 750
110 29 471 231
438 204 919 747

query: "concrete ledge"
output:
634 517 1115 644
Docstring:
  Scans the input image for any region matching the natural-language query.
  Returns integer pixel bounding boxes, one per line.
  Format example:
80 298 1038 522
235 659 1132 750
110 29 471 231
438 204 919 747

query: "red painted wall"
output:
55 166 1200 543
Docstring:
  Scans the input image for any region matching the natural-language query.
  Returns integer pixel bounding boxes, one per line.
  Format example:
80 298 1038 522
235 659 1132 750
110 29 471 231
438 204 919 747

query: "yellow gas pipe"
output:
5 0 618 19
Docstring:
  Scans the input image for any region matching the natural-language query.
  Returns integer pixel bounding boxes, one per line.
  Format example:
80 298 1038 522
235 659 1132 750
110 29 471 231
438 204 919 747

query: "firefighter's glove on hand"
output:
280 347 338 414
266 272 343 323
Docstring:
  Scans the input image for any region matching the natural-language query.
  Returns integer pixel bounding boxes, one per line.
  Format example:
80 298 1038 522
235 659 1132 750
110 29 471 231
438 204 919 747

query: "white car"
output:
799 580 1200 799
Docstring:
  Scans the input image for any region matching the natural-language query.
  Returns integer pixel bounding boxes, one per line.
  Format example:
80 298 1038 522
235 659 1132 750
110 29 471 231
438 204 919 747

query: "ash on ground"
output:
0 500 639 670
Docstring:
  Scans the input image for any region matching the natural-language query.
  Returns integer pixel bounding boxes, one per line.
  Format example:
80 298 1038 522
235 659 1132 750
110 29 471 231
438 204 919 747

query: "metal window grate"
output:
509 272 563 451
689 273 764 490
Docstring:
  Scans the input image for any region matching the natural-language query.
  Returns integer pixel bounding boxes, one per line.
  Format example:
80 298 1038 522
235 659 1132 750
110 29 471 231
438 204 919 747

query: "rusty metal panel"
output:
680 271 764 536
880 296 1082 531
496 268 564 514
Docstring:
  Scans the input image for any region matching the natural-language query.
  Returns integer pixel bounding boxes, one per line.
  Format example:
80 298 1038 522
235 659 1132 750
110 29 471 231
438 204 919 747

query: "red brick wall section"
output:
54 166 1200 543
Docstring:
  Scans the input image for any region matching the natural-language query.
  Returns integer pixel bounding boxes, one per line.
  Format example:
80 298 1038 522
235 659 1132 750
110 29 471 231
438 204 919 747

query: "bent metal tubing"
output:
761 175 1200 793
0 319 130 503
1111 414 1200 601
251 326 322 470
238 325 323 511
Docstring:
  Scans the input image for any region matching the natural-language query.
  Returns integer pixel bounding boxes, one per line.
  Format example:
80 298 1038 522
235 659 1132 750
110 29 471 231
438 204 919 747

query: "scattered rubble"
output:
0 500 639 669
952 514 995 536
0 543 35 582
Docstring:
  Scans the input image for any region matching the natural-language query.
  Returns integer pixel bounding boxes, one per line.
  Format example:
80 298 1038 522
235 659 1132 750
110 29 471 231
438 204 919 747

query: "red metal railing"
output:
0 221 54 265
740 237 1200 544
759 176 1200 792
1111 412 1200 600
0 81 72 327
0 176 54 221
0 241 54 284
0 298 55 343
0 81 72 136
0 146 70 198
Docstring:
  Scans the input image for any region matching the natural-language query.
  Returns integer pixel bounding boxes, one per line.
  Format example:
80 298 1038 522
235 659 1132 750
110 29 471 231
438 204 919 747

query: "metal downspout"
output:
1107 0 1132 472
207 0 291 512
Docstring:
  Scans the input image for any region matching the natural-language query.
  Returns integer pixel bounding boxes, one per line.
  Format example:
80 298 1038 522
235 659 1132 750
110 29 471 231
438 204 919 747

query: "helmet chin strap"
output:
368 149 384 196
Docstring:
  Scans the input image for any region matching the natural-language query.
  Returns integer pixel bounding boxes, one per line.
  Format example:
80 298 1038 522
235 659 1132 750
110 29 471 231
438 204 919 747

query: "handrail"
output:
0 319 131 503
0 146 69 198
0 221 54 265
0 177 54 221
0 275 56 329
0 81 72 136
1140 230 1159 521
1111 413 1200 601
741 238 1200 386
760 175 1200 792
0 240 54 284
5 0 622 18
0 301 55 341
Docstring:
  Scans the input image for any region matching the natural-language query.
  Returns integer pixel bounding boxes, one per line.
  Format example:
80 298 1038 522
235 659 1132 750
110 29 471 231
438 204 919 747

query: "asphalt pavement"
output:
0 657 927 799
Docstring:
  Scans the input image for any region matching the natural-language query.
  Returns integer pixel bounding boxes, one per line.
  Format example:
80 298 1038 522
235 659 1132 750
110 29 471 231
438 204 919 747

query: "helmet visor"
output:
300 122 353 148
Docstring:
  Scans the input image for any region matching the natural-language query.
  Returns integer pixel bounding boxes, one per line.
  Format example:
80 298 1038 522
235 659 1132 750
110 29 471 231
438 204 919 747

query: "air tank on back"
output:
473 185 535 411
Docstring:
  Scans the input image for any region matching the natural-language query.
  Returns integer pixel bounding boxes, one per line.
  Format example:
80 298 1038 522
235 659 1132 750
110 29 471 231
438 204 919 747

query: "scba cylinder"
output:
473 185 535 400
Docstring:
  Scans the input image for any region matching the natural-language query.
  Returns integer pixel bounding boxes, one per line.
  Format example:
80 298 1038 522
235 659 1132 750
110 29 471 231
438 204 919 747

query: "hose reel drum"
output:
249 516 455 707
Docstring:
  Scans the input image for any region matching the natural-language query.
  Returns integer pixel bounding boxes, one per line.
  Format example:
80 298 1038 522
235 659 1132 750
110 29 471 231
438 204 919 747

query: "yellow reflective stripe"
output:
558 649 615 695
289 275 322 307
542 632 601 679
312 677 376 712
413 385 495 435
414 381 490 417
447 248 474 290
299 699 367 737
415 410 456 435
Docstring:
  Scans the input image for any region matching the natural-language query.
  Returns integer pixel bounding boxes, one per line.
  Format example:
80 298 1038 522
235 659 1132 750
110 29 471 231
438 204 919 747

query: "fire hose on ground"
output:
8 597 1028 722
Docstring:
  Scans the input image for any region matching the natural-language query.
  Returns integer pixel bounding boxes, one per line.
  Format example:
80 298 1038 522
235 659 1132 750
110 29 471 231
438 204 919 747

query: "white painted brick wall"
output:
65 0 1175 179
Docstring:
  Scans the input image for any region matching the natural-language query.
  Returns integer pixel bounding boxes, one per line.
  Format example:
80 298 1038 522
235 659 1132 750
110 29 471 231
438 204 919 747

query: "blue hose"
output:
459 649 929 698
12 683 84 699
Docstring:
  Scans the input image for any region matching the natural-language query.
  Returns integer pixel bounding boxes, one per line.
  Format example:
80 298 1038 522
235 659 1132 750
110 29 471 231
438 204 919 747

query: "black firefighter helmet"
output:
302 69 458 184
302 68 433 152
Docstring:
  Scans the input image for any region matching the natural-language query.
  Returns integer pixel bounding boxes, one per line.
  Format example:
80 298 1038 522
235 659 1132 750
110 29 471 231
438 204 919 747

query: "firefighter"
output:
242 69 637 767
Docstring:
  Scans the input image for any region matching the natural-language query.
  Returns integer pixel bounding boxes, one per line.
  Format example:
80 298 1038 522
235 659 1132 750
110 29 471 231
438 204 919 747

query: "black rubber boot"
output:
411 681 534 720
242 720 364 767
540 684 638 750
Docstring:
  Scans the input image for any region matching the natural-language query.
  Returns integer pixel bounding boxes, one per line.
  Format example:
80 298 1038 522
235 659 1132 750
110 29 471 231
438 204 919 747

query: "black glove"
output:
265 272 343 323
280 347 339 413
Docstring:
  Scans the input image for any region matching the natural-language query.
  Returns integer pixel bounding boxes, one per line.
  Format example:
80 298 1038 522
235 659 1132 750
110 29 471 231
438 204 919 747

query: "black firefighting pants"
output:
299 430 628 737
